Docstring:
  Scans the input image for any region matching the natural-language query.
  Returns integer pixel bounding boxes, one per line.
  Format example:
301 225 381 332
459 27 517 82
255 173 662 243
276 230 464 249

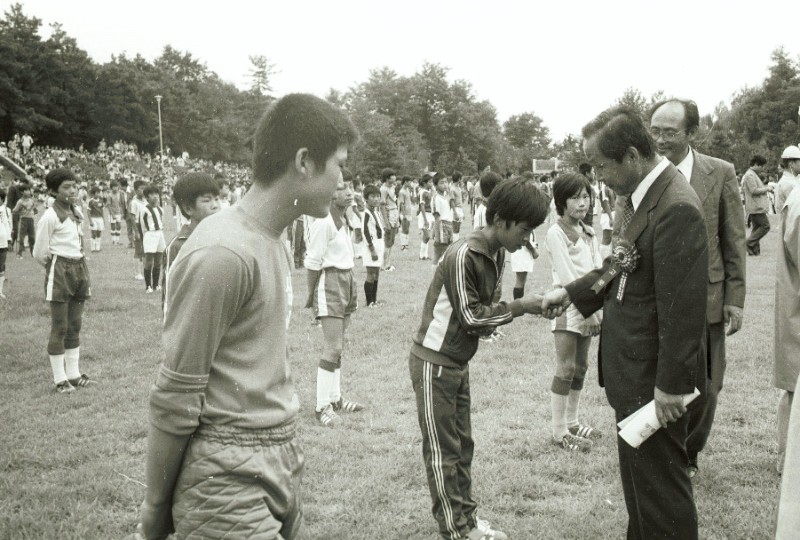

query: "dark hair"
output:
173 172 220 218
486 177 550 228
432 172 447 187
750 154 767 167
479 171 503 198
552 172 593 217
45 168 76 193
648 98 700 133
133 179 146 190
578 162 593 176
521 171 535 181
451 171 462 182
381 168 396 182
252 93 358 186
401 175 413 184
582 105 656 162
142 185 160 198
0 188 5 203
342 167 354 183
419 174 433 187
90 186 100 195
363 184 381 200
110 180 119 188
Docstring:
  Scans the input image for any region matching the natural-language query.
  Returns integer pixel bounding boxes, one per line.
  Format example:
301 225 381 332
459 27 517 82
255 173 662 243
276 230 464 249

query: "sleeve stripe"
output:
454 243 512 326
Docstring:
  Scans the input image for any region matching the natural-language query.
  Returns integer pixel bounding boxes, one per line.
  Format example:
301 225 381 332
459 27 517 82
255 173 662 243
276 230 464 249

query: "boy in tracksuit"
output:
409 177 553 540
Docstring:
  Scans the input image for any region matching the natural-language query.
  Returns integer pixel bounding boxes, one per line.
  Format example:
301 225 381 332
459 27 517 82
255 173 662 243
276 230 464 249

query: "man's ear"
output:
294 148 311 177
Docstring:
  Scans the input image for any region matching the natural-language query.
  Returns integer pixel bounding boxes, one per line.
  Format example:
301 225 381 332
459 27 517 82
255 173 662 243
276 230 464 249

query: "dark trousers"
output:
616 411 697 540
10 212 19 246
410 354 476 540
746 213 770 255
17 217 34 255
687 322 725 460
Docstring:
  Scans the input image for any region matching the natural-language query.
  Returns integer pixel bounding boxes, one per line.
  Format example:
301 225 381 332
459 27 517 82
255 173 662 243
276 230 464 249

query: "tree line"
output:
1 3 798 178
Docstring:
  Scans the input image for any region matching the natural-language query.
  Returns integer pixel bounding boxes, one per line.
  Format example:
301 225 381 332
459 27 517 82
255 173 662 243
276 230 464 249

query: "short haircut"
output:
381 168 396 181
451 171 462 182
582 105 656 162
485 177 550 229
578 162 593 176
173 172 220 218
45 168 76 193
363 184 381 200
419 174 433 187
252 93 358 186
142 185 159 198
110 180 119 188
750 154 767 167
479 171 503 198
552 172 593 217
133 179 146 190
648 98 700 133
432 172 447 187
401 175 413 184
90 186 100 195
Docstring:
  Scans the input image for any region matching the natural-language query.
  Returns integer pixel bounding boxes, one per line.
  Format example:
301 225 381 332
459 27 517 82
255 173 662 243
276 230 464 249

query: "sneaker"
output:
68 374 98 388
493 329 506 338
401 245 408 251
384 265 396 272
134 274 144 281
155 285 162 291
315 404 341 427
479 335 496 344
55 380 75 394
146 287 154 294
332 397 364 413
467 518 508 540
568 423 603 440
554 433 592 452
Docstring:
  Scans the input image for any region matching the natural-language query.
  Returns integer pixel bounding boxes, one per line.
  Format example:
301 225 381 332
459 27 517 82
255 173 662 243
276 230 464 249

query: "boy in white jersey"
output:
136 94 358 540
305 174 365 426
431 173 454 266
33 169 97 393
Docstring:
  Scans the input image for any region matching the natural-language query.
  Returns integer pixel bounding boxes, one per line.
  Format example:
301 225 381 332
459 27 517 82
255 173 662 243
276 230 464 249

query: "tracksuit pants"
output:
410 353 477 540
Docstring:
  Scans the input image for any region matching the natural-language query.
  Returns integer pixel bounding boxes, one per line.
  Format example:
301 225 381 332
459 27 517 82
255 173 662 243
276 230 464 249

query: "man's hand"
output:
653 387 687 428
723 305 743 336
519 292 544 315
541 287 571 319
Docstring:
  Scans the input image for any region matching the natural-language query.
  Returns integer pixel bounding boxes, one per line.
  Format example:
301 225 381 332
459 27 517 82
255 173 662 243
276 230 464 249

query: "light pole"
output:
155 95 164 158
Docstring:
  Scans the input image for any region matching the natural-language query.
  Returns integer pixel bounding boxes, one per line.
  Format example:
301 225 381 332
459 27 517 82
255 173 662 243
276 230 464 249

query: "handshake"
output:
519 287 571 319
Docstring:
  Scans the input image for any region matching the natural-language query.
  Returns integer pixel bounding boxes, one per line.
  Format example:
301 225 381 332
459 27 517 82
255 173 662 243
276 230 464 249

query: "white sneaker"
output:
469 518 508 540
155 285 162 291
134 274 144 281
145 287 153 294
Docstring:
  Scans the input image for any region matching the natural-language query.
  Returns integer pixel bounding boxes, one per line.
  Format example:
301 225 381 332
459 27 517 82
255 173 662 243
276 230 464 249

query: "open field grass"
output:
0 206 785 539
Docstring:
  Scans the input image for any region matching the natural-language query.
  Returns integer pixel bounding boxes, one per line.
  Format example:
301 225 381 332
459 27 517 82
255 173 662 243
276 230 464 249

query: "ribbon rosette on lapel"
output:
611 240 640 274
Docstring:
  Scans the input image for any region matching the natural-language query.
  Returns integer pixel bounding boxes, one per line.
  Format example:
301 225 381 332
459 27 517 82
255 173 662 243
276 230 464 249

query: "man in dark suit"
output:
544 106 708 539
648 99 746 478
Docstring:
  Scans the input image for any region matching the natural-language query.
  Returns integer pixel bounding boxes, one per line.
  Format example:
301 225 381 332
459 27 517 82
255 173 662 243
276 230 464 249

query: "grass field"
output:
0 206 785 540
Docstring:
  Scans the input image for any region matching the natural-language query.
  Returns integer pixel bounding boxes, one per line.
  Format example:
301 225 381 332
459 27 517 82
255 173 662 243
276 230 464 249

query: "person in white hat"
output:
775 145 800 213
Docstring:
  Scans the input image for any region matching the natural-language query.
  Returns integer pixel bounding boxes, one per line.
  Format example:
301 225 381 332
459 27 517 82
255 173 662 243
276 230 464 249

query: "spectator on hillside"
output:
13 183 37 258
741 154 772 256
379 168 399 271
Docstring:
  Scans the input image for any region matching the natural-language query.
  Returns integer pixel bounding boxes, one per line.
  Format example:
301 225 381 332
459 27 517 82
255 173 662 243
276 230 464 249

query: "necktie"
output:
615 196 635 245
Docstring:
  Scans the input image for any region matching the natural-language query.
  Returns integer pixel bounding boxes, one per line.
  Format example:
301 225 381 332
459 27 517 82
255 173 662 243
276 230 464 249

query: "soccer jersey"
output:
433 191 453 221
303 214 354 271
151 207 300 436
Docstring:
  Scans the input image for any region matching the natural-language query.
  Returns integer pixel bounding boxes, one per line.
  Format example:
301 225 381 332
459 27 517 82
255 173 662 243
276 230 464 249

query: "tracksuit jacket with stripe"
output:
411 231 525 368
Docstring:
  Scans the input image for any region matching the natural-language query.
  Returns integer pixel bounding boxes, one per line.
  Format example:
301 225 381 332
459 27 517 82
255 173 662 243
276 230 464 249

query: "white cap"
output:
782 146 800 159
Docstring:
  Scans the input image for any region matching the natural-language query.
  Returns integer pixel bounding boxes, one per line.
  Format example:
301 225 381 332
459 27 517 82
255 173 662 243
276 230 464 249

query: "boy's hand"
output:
542 288 571 319
138 499 174 540
519 292 544 315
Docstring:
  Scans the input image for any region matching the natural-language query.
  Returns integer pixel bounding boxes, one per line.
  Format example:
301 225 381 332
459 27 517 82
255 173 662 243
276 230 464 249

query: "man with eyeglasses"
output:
647 99 746 480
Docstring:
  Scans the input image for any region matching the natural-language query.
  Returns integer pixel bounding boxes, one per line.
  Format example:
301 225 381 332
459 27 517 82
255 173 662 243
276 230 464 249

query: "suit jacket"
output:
566 163 708 414
688 150 746 324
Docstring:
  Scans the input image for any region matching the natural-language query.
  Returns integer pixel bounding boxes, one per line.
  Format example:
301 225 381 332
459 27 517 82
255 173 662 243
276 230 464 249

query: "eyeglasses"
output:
649 128 686 141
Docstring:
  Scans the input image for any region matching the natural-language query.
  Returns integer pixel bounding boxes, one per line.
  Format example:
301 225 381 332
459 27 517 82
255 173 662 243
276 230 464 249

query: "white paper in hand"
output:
617 388 701 448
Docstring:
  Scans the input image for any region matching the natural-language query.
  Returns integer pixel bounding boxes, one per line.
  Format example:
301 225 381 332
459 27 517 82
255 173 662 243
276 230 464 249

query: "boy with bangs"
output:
162 172 221 314
409 177 555 540
137 94 357 540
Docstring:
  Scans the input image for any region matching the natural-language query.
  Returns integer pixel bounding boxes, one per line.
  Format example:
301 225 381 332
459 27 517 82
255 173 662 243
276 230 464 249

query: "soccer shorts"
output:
45 255 91 302
143 230 166 253
510 247 535 273
552 305 591 336
312 267 358 319
90 217 105 232
109 213 123 224
434 220 453 246
418 212 433 231
172 421 304 540
362 238 385 268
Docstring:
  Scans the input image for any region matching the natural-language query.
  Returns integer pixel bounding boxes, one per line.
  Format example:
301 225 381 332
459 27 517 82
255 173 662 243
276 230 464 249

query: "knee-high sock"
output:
65 347 81 380
513 287 524 300
372 280 379 303
400 232 409 247
317 360 338 411
332 368 342 403
364 281 372 305
50 353 67 384
550 376 572 439
565 377 585 427
0 275 5 295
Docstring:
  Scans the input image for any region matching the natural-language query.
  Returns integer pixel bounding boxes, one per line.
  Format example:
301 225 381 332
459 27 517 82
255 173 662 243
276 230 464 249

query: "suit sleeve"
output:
653 202 708 395
718 163 746 308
